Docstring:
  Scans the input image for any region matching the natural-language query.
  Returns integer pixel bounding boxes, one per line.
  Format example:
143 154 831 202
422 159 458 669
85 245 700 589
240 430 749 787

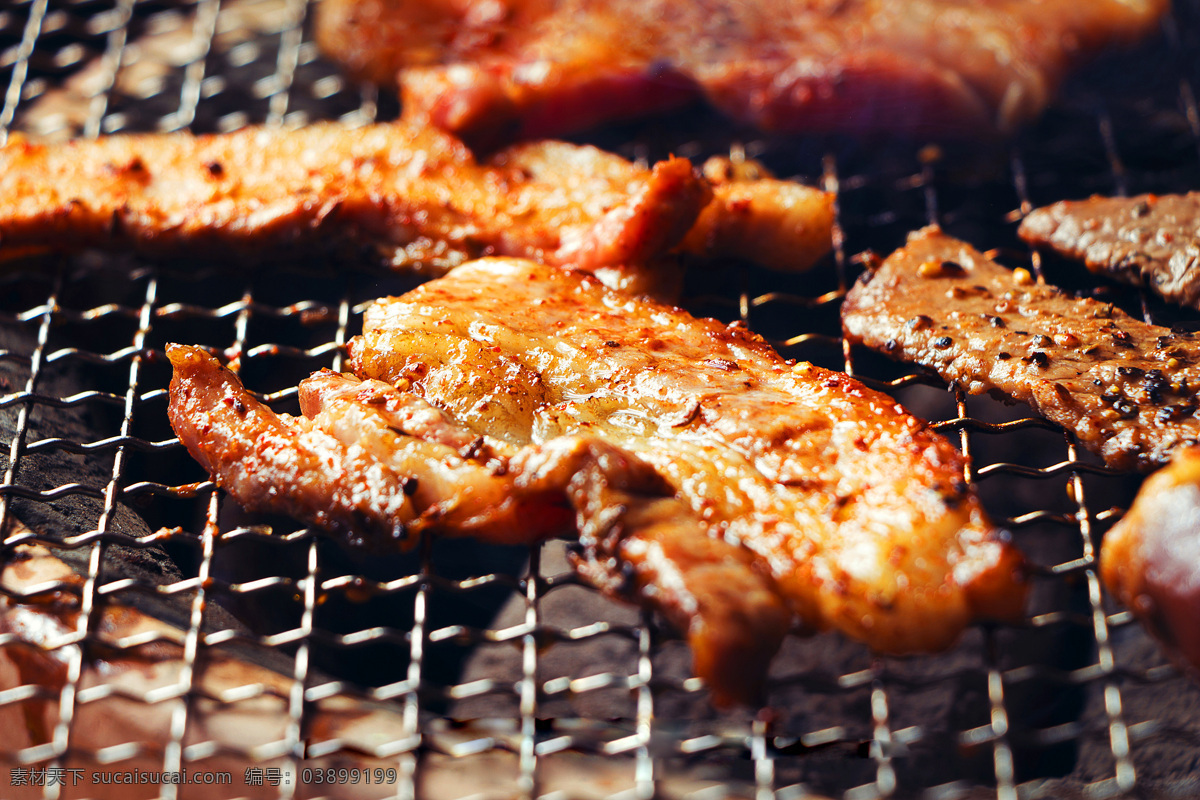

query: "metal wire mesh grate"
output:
0 0 1199 798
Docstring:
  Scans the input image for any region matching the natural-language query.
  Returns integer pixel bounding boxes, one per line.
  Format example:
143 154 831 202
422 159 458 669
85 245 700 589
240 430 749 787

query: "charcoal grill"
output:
1 0 1199 797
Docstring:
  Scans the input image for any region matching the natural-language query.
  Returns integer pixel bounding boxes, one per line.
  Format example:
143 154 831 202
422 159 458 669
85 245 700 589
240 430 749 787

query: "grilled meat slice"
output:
316 0 1167 145
168 257 1025 703
351 257 1026 658
0 125 834 280
841 226 1200 472
1101 445 1200 680
1019 192 1200 309
0 123 710 277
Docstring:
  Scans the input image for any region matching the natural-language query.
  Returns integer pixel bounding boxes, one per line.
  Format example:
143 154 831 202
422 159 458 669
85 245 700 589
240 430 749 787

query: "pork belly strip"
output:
351 257 1026 660
1101 445 1200 681
167 346 788 706
316 0 1167 145
0 125 835 277
841 225 1200 473
1019 192 1200 309
0 123 710 276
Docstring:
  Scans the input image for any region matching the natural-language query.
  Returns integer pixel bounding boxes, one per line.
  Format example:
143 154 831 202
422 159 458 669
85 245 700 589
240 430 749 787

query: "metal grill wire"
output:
0 0 1198 798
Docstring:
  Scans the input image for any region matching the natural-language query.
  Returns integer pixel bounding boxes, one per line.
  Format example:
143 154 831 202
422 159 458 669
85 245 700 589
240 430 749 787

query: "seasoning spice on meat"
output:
1019 192 1200 309
842 225 1200 472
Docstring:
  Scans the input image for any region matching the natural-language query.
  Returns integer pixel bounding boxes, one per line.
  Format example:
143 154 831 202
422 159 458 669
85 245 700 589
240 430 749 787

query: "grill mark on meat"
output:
1019 192 1200 310
315 0 1168 146
841 225 1200 472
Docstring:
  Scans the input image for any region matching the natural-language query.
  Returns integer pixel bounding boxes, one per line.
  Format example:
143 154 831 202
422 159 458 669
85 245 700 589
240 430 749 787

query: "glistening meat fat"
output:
169 257 1026 706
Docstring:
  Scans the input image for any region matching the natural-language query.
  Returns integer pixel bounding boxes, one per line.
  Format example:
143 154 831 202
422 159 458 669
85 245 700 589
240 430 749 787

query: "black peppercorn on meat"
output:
842 225 1200 473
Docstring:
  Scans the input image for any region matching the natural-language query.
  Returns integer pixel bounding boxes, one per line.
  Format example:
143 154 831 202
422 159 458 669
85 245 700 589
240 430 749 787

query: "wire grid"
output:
0 0 1198 798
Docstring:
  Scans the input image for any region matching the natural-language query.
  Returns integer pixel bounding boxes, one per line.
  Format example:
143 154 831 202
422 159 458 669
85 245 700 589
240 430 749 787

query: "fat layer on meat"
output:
842 225 1200 472
350 257 1026 657
1019 192 1200 309
677 155 835 273
316 0 1167 145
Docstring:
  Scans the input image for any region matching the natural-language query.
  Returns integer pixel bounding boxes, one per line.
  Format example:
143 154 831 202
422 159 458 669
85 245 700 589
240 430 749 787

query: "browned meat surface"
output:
1101 445 1200 681
167 344 574 548
168 343 789 705
316 0 1167 146
168 345 414 546
0 124 835 279
168 256 1026 704
0 123 713 277
842 226 1200 472
514 435 792 707
351 258 1026 657
1019 192 1200 309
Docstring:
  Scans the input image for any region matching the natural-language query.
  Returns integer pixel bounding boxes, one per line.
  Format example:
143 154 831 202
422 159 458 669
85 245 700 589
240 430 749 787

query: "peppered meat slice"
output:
1101 445 1200 681
0 123 710 279
842 225 1200 472
351 257 1027 663
316 0 1168 146
1019 192 1200 309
